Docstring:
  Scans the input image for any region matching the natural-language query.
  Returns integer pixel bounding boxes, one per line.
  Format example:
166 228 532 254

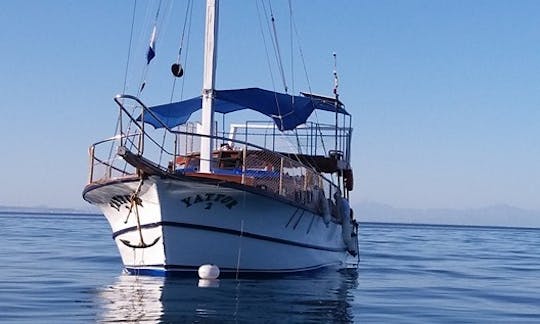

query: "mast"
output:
200 0 219 173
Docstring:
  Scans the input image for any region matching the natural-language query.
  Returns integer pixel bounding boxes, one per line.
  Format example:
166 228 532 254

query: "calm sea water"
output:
1 212 539 323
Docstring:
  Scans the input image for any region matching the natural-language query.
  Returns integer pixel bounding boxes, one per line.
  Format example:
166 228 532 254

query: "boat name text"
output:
181 193 238 210
109 194 143 211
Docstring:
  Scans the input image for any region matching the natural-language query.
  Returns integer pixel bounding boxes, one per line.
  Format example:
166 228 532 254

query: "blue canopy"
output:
138 88 348 131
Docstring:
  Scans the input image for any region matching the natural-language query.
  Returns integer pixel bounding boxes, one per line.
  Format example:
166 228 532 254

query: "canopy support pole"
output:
200 0 219 173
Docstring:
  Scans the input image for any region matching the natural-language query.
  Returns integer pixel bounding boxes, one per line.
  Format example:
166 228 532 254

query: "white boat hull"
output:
83 176 350 275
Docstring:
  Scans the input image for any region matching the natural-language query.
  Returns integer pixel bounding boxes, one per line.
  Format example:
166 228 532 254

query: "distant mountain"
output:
0 205 99 215
354 202 540 228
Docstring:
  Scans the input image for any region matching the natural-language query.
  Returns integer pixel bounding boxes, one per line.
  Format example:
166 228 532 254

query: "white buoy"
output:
198 264 220 280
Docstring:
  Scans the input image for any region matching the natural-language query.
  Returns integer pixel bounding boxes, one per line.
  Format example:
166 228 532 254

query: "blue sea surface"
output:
0 212 539 323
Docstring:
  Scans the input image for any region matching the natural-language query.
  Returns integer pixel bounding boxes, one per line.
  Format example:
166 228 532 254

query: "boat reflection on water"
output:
98 269 358 322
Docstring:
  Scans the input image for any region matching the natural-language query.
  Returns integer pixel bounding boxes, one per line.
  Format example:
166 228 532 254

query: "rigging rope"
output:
287 1 305 157
291 17 324 138
287 3 336 162
267 2 288 93
117 0 166 175
288 0 294 96
255 0 277 92
257 1 284 129
123 0 138 95
138 0 163 95
160 0 194 165
178 2 194 101
169 0 193 103
333 52 339 151
108 0 139 167
289 2 330 161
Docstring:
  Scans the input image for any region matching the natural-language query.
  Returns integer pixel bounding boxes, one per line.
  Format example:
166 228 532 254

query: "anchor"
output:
120 179 161 249
120 236 161 249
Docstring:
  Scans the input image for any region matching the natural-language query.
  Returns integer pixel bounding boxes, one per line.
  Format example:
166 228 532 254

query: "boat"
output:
82 0 358 276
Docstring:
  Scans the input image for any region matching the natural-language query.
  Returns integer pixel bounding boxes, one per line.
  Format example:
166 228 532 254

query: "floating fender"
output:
349 214 359 257
336 194 356 255
343 169 354 192
333 192 343 223
340 197 352 248
318 189 331 226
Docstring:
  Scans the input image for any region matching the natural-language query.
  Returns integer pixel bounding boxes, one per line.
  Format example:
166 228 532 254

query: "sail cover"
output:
138 88 349 131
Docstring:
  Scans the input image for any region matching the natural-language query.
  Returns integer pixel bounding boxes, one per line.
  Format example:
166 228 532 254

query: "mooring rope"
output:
235 219 244 280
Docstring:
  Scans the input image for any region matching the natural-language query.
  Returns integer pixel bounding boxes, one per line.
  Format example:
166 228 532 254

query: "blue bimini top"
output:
138 88 348 131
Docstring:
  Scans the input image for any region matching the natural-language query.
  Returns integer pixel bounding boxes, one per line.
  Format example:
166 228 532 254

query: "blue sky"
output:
0 0 538 211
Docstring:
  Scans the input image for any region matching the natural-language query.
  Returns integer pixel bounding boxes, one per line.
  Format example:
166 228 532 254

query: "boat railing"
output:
87 94 342 210
222 121 352 163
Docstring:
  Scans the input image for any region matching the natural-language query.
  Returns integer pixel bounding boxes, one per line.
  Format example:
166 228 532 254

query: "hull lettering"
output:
181 193 238 210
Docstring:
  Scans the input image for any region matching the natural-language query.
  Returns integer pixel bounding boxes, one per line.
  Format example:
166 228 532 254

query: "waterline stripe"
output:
124 262 342 273
112 221 346 252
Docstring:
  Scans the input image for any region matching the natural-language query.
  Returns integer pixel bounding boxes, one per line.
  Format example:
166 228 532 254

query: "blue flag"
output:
146 25 157 64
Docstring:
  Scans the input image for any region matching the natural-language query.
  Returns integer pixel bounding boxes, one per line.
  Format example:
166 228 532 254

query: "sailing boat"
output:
83 0 358 275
